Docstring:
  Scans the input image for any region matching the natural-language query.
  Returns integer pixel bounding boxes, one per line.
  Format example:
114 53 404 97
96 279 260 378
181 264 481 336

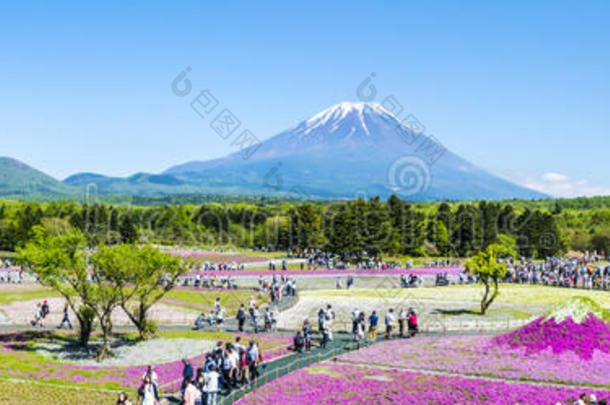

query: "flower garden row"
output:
186 267 464 277
236 298 610 404
235 363 610 405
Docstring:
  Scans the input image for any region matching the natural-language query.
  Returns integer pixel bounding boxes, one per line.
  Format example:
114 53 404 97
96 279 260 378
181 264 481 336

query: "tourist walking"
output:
353 312 365 349
181 358 194 395
246 341 260 388
215 307 225 332
139 375 159 405
398 308 407 338
236 304 247 332
385 309 396 339
368 311 379 341
203 364 219 405
57 303 73 329
408 308 419 338
303 319 313 351
320 315 331 348
252 305 260 334
32 302 44 328
183 377 200 405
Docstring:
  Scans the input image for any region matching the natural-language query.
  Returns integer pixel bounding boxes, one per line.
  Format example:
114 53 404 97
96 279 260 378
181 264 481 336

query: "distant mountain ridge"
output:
1 102 550 200
0 157 75 197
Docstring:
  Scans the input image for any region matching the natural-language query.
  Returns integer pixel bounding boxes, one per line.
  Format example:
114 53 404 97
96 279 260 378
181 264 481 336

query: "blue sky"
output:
1 1 609 197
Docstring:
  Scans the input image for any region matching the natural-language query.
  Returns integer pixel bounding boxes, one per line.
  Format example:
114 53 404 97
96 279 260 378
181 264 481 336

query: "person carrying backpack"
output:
41 300 50 319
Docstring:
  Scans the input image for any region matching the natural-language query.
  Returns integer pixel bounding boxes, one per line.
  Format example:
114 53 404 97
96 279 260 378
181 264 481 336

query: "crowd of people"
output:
557 393 608 405
193 295 282 334
194 262 246 272
292 305 419 352
187 274 238 289
115 336 263 405
183 337 262 405
0 260 25 283
502 257 610 290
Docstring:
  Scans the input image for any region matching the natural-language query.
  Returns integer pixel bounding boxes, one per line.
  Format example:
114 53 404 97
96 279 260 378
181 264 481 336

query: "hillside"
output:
0 157 75 197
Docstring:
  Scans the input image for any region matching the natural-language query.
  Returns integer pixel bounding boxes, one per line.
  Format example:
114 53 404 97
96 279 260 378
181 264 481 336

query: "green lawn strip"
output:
302 285 610 308
0 288 61 305
164 289 269 316
0 379 121 405
119 329 234 341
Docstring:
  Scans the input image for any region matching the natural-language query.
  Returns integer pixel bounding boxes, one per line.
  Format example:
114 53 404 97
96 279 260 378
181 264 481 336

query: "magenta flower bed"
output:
492 314 610 360
235 363 610 405
0 332 292 392
187 267 464 277
339 334 610 388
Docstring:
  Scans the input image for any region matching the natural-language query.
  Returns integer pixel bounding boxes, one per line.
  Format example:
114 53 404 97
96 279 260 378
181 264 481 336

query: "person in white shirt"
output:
215 307 225 332
203 365 219 405
385 309 396 339
141 365 158 385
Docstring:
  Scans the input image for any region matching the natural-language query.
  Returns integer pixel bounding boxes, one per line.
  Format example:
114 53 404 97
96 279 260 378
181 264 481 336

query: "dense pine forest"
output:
2 194 606 260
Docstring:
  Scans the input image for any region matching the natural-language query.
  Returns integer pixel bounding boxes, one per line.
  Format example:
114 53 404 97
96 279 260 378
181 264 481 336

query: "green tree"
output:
97 244 184 340
591 231 610 255
465 244 517 315
119 214 139 244
389 195 425 256
289 203 322 253
87 251 124 360
16 226 95 346
323 202 357 261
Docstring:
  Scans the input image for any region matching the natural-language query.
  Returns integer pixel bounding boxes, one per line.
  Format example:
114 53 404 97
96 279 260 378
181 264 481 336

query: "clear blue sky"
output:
1 1 609 196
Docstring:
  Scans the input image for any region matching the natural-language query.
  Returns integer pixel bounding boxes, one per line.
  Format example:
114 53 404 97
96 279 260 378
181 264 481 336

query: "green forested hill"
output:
0 157 76 197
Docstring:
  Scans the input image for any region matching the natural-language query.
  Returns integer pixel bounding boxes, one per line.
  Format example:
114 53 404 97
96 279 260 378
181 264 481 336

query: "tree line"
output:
0 195 574 259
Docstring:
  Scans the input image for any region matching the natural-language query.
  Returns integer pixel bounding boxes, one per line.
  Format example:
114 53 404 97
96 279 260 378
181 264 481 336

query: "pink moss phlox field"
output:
339 334 610 387
235 363 610 405
187 267 464 277
492 313 610 360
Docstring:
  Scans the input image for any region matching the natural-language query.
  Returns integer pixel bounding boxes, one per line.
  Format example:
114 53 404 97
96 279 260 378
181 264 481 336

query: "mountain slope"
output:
164 102 548 200
5 102 549 200
0 157 75 197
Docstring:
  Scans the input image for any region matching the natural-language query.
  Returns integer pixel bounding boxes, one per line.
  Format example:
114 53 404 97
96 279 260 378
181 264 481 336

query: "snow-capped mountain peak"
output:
162 101 549 201
291 101 403 144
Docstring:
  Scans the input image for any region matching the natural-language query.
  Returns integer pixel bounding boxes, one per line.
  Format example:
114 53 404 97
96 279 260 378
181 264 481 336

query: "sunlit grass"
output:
0 380 120 405
0 288 61 305
302 285 610 307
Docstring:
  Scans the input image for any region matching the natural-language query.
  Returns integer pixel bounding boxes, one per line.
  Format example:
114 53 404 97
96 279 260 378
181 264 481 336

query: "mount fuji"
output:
161 102 548 200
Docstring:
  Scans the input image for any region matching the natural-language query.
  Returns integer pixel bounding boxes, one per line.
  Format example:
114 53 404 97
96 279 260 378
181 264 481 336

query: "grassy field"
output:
0 284 267 314
302 284 610 307
0 287 61 305
163 288 269 315
0 380 119 405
